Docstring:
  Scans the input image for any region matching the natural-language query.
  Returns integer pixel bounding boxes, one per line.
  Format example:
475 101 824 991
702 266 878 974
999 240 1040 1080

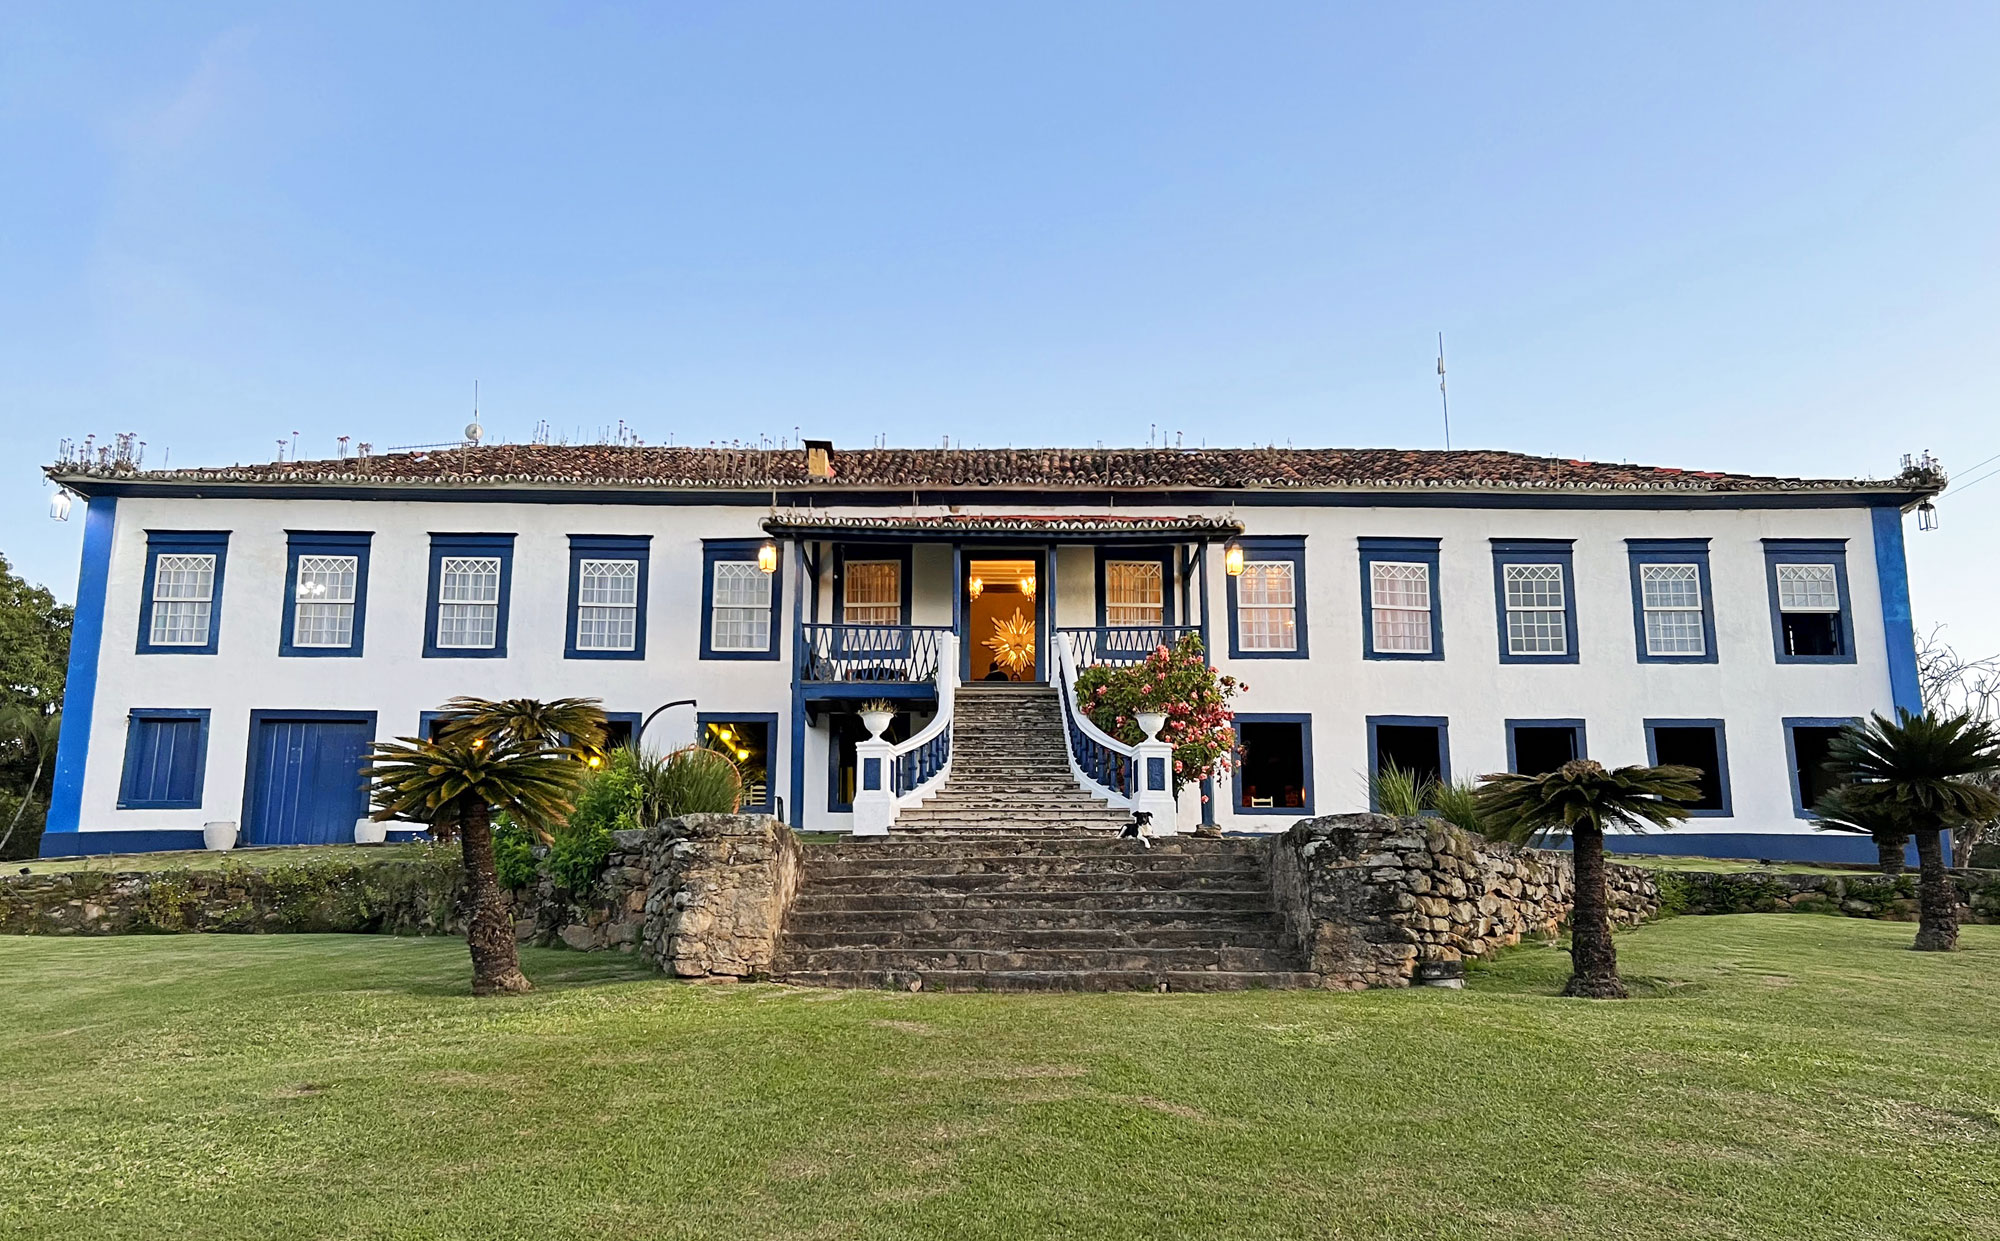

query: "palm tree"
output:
1476 758 1700 999
365 727 593 995
0 708 61 858
1809 784 1911 876
430 696 608 844
1824 710 2000 952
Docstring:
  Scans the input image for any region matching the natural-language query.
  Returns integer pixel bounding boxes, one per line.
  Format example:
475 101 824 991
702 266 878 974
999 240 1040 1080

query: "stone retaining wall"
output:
1656 867 2000 923
1271 814 1659 989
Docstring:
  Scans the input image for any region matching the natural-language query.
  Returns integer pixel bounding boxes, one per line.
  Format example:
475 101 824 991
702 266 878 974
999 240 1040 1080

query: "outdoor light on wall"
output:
1224 539 1245 577
48 489 72 522
756 540 779 574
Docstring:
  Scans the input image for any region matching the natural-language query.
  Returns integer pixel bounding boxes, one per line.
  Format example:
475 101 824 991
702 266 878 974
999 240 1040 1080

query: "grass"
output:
14 842 437 876
3 919 1997 1240
1613 853 1877 876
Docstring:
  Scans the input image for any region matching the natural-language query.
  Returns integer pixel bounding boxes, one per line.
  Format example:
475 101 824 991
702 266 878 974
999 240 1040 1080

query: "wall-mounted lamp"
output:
756 540 779 574
48 489 72 522
1223 539 1245 577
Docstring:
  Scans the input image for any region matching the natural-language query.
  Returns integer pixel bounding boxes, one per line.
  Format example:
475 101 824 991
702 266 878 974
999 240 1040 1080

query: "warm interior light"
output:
968 576 984 599
470 737 484 749
1019 575 1035 598
717 726 735 741
587 755 602 768
1224 540 1245 577
735 748 751 761
756 540 778 574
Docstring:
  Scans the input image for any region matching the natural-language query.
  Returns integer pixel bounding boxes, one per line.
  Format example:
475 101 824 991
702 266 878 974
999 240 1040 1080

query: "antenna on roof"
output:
465 381 484 446
1436 333 1452 451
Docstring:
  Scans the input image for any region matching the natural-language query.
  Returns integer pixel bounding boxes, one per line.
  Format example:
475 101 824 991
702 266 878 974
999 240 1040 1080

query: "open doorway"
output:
965 555 1042 682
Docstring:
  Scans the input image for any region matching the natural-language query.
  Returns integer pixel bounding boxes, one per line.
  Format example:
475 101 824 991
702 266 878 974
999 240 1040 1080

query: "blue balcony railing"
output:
797 624 951 686
1057 625 1200 669
893 724 952 796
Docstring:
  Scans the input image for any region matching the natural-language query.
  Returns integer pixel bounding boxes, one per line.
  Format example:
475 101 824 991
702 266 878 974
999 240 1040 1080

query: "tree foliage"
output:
1074 635 1242 793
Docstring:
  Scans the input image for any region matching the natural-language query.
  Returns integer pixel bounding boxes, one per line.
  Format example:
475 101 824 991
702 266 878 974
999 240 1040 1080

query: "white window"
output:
711 562 773 652
1776 563 1839 613
842 561 901 626
293 555 358 648
1105 560 1164 626
1237 561 1297 651
576 559 639 651
1369 562 1432 654
1640 563 1705 656
149 554 216 646
436 556 502 649
1504 563 1568 655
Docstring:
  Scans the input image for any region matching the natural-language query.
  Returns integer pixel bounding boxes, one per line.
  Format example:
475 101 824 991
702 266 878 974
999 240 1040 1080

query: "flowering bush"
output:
1074 634 1243 793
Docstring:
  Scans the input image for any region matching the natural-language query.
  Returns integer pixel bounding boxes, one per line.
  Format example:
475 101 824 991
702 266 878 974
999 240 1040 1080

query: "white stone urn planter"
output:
859 707 896 739
202 820 238 851
1135 711 1168 741
354 818 389 845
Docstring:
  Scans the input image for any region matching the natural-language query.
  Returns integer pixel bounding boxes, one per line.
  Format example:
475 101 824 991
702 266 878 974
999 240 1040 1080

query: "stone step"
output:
813 836 1264 859
771 968 1322 993
786 906 1279 932
782 926 1288 951
803 853 1264 878
791 888 1277 913
772 945 1300 973
798 870 1267 895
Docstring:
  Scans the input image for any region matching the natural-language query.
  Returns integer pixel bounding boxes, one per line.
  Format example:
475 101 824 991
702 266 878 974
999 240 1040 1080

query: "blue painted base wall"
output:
38 829 431 858
1602 832 1932 867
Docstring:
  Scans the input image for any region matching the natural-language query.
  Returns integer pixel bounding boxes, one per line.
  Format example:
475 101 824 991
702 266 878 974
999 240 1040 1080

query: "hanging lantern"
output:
1223 540 1245 577
756 540 779 574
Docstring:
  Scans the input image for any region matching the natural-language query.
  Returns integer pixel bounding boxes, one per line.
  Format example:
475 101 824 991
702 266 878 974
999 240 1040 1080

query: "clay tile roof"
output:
760 513 1246 538
44 442 1940 497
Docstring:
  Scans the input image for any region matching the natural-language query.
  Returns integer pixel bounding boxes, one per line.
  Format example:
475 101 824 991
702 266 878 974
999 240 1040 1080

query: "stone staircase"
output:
771 834 1315 991
890 683 1135 835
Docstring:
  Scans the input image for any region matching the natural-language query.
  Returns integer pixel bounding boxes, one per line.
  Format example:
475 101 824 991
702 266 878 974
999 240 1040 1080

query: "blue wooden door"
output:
246 717 373 845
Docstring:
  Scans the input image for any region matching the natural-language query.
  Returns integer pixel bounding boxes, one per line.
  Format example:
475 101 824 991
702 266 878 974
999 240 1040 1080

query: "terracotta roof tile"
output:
46 443 1934 496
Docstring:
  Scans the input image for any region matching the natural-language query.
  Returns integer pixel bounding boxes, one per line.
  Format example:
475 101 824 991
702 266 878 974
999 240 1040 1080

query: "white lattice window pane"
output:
578 560 638 607
1640 563 1701 610
440 557 501 603
1239 562 1294 608
712 562 772 651
1777 563 1839 612
1369 562 1431 653
1645 609 1706 655
843 561 901 626
437 604 498 648
576 607 636 650
1240 607 1298 651
1507 608 1568 654
1504 563 1566 610
292 555 358 647
149 553 216 645
1106 561 1164 626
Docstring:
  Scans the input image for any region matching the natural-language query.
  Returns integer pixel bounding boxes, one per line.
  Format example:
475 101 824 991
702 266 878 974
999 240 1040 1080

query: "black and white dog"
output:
1120 810 1153 847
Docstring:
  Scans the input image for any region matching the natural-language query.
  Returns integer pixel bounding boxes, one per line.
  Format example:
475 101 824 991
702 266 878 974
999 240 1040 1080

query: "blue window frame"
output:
280 531 371 657
1784 716 1859 819
1232 712 1314 815
118 709 210 809
424 534 514 659
1505 718 1587 774
1626 539 1716 664
136 531 229 655
1365 715 1450 809
602 711 645 751
1643 718 1733 817
696 712 779 813
701 539 783 661
1490 539 1578 664
1097 546 1176 628
836 544 914 627
1763 539 1855 664
1358 538 1442 661
1226 537 1308 659
565 535 651 660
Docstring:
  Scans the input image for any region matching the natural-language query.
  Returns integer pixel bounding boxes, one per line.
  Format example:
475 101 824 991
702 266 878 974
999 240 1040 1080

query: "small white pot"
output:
1135 712 1168 741
354 818 389 845
859 709 895 739
202 821 238 852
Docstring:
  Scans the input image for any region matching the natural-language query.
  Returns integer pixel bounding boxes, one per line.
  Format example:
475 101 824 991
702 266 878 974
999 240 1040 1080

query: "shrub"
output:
1073 634 1242 793
1427 778 1483 833
545 825 613 895
492 815 538 891
1372 761 1428 817
636 745 745 821
541 749 647 894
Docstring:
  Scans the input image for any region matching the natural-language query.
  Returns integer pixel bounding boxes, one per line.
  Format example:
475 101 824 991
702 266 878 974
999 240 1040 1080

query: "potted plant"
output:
1135 711 1167 740
1073 634 1243 795
858 699 896 739
202 820 238 851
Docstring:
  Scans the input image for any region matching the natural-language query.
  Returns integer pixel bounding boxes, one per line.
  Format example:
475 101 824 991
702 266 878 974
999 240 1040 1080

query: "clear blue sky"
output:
5 3 1998 654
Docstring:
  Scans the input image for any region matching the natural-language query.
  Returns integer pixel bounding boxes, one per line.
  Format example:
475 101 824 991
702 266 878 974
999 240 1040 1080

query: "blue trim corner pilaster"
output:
1870 505 1922 715
43 495 116 849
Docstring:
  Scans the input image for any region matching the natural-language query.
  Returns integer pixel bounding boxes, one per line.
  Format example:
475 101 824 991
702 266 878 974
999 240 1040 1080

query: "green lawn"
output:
15 842 436 875
3 920 1996 1240
1613 852 1875 876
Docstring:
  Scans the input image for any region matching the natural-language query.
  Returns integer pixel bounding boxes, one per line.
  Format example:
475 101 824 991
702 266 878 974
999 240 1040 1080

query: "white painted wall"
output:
72 492 1900 844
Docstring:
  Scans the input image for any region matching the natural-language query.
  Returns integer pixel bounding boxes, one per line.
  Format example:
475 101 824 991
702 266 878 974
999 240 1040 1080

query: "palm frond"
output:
1475 759 1700 845
364 731 591 840
1825 710 2000 826
433 696 608 754
1809 784 1911 839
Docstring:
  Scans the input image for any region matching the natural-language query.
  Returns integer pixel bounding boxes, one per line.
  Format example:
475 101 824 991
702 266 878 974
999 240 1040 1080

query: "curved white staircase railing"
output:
850 634 957 836
1054 641 1183 834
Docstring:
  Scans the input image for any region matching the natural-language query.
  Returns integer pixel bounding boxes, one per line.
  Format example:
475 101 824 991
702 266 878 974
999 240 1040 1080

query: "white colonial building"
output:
39 441 1940 862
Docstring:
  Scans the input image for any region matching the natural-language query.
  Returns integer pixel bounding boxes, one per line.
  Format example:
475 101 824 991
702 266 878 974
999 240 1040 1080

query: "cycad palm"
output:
434 696 608 756
1476 759 1700 999
1809 784 1912 876
1824 710 2000 951
366 726 592 995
